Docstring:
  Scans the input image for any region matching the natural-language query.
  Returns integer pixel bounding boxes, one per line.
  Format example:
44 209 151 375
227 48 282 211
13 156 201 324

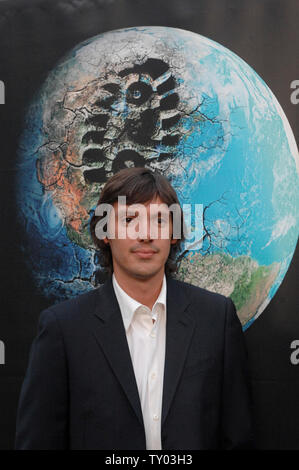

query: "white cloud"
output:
264 215 296 248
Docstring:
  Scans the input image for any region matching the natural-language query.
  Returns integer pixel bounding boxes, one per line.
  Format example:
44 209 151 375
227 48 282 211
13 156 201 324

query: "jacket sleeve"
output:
15 308 69 449
220 297 255 449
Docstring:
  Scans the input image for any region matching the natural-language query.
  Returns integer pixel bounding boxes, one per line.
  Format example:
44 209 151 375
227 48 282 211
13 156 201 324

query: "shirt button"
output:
153 414 159 421
150 332 156 338
151 372 156 380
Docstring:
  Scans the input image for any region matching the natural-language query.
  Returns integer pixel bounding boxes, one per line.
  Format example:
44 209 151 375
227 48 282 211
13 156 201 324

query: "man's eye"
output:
125 217 134 223
156 218 168 225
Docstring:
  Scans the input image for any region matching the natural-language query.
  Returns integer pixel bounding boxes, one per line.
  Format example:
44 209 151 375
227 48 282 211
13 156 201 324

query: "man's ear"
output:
103 237 109 245
170 238 178 245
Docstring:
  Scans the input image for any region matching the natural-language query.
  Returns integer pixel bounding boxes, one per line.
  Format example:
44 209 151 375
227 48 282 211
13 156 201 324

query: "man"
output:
15 167 253 450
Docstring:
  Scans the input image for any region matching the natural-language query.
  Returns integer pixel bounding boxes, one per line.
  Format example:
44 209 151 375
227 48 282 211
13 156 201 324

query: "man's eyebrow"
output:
114 205 170 216
151 212 170 218
115 206 139 216
115 207 129 216
150 207 170 215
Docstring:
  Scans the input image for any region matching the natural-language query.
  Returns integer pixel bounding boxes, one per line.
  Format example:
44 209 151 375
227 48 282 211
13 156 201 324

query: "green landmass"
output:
230 265 272 311
175 251 280 325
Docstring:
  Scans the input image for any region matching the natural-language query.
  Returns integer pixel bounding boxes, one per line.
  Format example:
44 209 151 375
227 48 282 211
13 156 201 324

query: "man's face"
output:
104 195 177 281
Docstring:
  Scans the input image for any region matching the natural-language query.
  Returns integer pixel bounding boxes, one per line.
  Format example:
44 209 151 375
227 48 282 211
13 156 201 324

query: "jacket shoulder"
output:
170 276 228 305
42 287 100 323
168 277 236 332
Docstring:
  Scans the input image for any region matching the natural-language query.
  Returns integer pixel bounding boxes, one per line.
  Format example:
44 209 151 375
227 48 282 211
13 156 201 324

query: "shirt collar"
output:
112 273 167 332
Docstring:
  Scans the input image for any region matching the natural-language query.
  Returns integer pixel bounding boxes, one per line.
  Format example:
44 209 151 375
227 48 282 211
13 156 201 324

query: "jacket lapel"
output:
92 276 144 427
91 274 195 430
162 277 195 426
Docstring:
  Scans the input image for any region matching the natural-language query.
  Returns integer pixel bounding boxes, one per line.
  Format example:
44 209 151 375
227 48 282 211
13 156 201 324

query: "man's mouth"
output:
133 249 157 259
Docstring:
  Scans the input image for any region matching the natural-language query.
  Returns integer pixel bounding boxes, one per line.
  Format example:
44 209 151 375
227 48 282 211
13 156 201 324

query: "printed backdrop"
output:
0 0 298 449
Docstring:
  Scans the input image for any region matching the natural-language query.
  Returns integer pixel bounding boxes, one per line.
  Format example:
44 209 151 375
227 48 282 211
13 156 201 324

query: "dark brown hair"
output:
90 167 185 278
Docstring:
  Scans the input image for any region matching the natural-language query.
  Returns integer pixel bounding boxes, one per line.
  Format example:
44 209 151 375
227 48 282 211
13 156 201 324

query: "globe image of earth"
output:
15 26 299 330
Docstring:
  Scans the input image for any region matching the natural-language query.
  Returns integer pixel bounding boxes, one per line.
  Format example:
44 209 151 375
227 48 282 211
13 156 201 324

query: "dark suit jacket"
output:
15 275 254 450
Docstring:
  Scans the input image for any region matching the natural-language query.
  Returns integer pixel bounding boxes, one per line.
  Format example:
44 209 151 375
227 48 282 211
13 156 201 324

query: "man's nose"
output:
137 217 153 241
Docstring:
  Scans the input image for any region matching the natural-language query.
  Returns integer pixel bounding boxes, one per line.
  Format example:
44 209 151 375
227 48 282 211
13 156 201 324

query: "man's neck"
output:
112 270 165 310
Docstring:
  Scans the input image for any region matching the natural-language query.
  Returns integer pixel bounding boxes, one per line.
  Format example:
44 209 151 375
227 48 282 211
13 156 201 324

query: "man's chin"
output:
126 265 164 280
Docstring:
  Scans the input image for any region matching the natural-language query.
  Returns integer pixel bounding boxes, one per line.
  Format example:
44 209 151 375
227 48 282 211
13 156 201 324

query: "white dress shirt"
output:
112 273 167 450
